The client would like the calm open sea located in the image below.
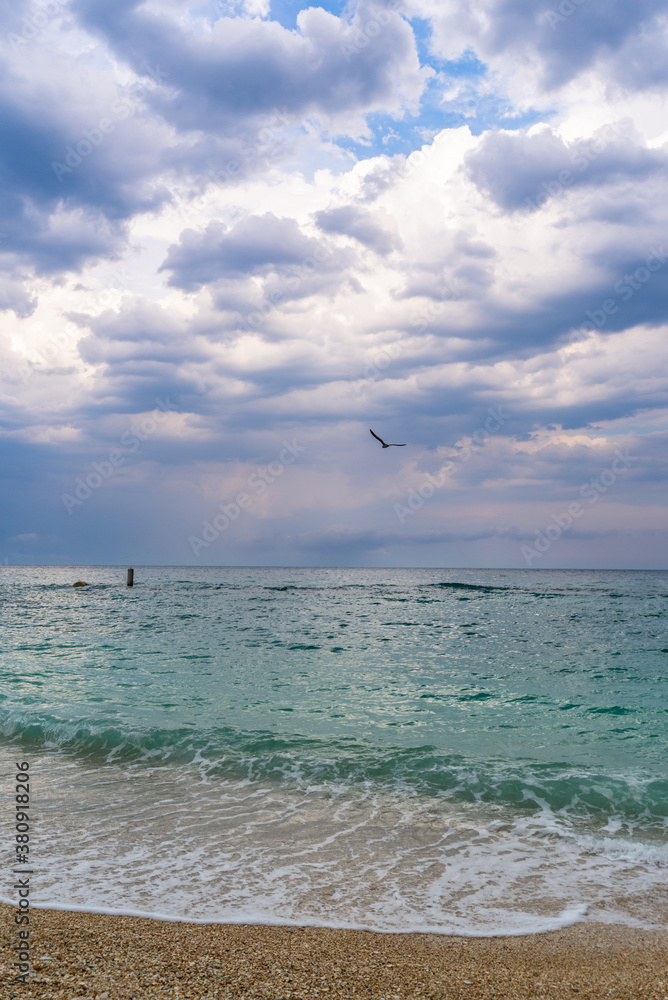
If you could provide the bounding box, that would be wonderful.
[1,566,667,934]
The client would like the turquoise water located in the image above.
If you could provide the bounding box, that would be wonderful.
[1,566,667,933]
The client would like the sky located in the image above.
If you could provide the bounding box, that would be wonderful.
[1,0,668,568]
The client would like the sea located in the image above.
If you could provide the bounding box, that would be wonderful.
[1,566,667,935]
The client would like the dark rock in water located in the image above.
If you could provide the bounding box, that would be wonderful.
[73,580,89,587]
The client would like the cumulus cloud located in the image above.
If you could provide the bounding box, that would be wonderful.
[411,0,668,94]
[315,204,402,254]
[465,121,668,212]
[0,272,36,317]
[72,0,429,133]
[160,214,336,290]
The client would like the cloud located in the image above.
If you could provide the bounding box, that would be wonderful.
[0,28,178,313]
[286,523,499,555]
[160,214,335,290]
[71,0,430,133]
[413,0,668,94]
[0,272,36,317]
[466,121,668,211]
[315,204,401,253]
[74,297,217,417]
[2,1,668,567]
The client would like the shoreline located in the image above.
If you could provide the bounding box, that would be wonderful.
[0,895,593,935]
[2,904,667,999]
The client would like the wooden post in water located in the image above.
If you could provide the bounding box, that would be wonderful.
[127,567,134,587]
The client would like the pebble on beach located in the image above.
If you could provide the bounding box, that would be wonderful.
[2,905,667,1000]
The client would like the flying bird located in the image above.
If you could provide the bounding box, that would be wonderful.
[369,429,406,448]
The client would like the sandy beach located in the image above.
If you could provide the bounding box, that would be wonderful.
[2,904,667,999]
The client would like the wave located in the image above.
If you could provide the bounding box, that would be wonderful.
[2,710,666,838]
[0,894,590,937]
[423,582,512,593]
[262,584,373,592]
[420,581,655,599]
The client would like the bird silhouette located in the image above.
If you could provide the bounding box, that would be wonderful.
[370,429,406,448]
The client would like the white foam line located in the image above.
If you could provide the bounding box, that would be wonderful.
[0,896,589,937]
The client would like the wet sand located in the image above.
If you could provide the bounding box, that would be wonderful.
[2,904,667,999]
